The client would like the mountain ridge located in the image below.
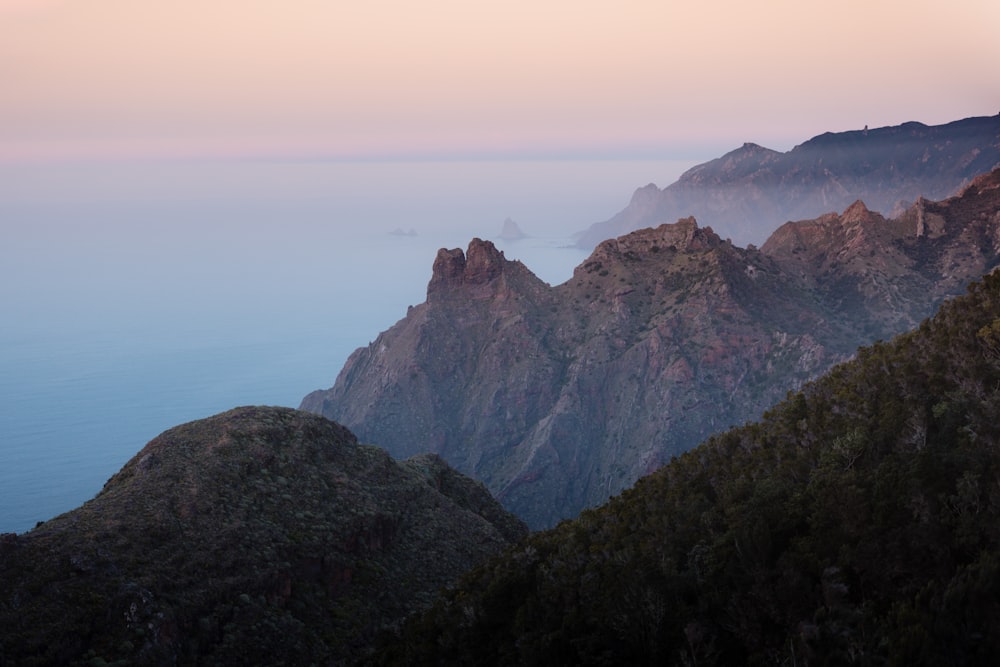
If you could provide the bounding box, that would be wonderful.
[576,114,1000,248]
[302,168,1000,529]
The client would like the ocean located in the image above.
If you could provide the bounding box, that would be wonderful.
[0,157,697,534]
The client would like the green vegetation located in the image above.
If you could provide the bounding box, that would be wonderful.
[374,272,1000,665]
[0,408,525,666]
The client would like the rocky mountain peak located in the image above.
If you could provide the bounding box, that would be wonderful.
[841,199,875,225]
[466,238,507,282]
[737,141,770,155]
[965,167,1000,196]
[428,238,509,297]
[680,142,783,186]
[588,217,723,265]
[708,141,778,167]
[629,182,662,204]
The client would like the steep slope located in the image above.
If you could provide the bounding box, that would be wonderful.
[0,407,526,666]
[302,228,855,529]
[577,114,1000,248]
[762,169,1000,338]
[376,269,1000,666]
[302,170,1000,529]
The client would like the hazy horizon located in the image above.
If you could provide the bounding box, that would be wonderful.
[3,0,997,165]
[2,0,999,533]
[0,155,694,534]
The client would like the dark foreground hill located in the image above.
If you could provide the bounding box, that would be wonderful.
[373,269,1000,666]
[0,407,526,666]
[576,114,1000,248]
[303,169,1000,529]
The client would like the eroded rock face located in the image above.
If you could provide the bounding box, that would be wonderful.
[0,407,526,665]
[762,169,1000,336]
[427,238,527,301]
[302,171,1000,530]
[429,246,467,290]
[301,232,846,528]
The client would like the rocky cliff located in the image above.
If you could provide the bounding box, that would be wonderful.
[577,115,1000,248]
[762,169,1000,337]
[302,170,1000,530]
[0,407,526,666]
[375,263,1000,666]
[302,230,846,529]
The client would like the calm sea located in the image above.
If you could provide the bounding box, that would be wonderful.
[0,158,697,533]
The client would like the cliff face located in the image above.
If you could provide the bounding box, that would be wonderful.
[375,263,1000,667]
[0,407,526,666]
[303,229,849,529]
[302,170,1000,530]
[762,170,1000,336]
[577,115,1000,248]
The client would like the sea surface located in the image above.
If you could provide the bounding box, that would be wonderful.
[0,157,698,533]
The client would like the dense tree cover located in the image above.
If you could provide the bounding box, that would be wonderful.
[373,272,1000,665]
[0,408,526,666]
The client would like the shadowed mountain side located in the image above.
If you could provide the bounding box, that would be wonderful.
[302,170,1000,529]
[374,259,1000,667]
[577,115,1000,248]
[0,407,526,666]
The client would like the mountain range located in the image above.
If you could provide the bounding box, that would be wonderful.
[4,115,1000,665]
[302,168,1000,529]
[576,114,1000,248]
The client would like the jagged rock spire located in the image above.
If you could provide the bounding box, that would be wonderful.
[428,238,507,296]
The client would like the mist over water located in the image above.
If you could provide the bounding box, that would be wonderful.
[0,157,697,533]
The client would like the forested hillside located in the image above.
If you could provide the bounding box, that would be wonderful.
[0,408,526,666]
[375,271,1000,665]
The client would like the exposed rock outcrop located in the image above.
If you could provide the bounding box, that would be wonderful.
[762,170,1000,335]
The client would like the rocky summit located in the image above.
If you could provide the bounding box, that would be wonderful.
[0,407,526,666]
[576,115,1000,248]
[762,170,1000,338]
[302,169,1000,530]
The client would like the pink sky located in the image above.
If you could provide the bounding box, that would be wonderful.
[2,0,999,163]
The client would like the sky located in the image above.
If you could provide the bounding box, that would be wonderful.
[1,0,999,535]
[2,0,999,164]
